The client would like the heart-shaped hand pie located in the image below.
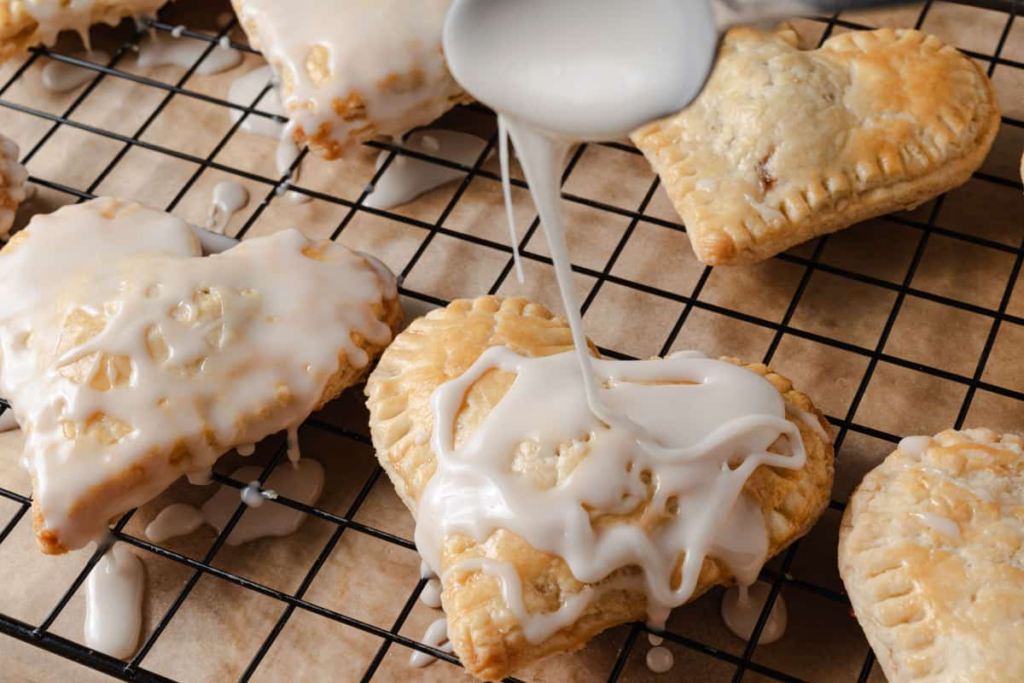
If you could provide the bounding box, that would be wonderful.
[632,27,1000,266]
[0,198,401,554]
[365,296,834,681]
[0,0,169,63]
[840,429,1024,683]
[232,0,468,159]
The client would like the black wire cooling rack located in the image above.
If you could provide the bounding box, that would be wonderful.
[0,0,1021,681]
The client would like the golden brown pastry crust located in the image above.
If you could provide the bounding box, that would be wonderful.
[839,429,1024,683]
[632,27,1000,266]
[365,296,834,681]
[0,0,168,63]
[231,0,470,160]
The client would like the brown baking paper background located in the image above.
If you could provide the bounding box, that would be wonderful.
[0,1,1022,681]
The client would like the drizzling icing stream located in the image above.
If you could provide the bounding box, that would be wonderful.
[411,0,817,642]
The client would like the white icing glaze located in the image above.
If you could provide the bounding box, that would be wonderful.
[0,135,28,238]
[234,0,462,155]
[899,435,933,457]
[0,410,18,432]
[84,543,144,659]
[200,459,323,545]
[144,503,204,543]
[420,578,442,609]
[648,633,664,646]
[420,560,435,580]
[497,118,525,283]
[424,0,815,645]
[236,443,256,456]
[205,181,249,234]
[240,480,266,508]
[286,426,301,464]
[913,511,962,541]
[227,66,287,139]
[365,130,486,210]
[443,0,718,140]
[137,32,242,75]
[0,198,395,550]
[41,51,108,93]
[420,348,806,642]
[409,617,452,668]
[721,582,788,645]
[646,646,674,674]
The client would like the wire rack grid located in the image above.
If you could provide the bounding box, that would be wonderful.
[0,0,1021,681]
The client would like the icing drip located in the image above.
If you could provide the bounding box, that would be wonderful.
[41,51,108,93]
[497,118,525,283]
[0,199,394,550]
[137,32,242,75]
[414,0,815,645]
[233,0,463,156]
[647,633,663,646]
[236,443,256,456]
[240,480,266,508]
[228,66,287,139]
[913,512,962,541]
[409,617,452,668]
[420,348,806,642]
[0,410,18,432]
[200,460,323,545]
[365,130,487,210]
[420,578,443,609]
[23,0,98,48]
[720,582,788,644]
[187,468,213,486]
[145,503,204,543]
[286,426,301,464]
[646,646,674,674]
[0,135,29,238]
[84,544,144,659]
[206,181,249,234]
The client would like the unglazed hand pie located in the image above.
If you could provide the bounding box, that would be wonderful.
[0,0,169,63]
[0,133,27,236]
[0,197,401,554]
[231,0,469,160]
[632,27,1000,266]
[365,296,834,681]
[839,429,1024,683]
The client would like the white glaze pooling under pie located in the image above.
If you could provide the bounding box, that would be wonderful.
[231,0,469,160]
[632,27,1000,266]
[0,0,169,63]
[839,429,1024,683]
[365,296,834,681]
[0,197,401,554]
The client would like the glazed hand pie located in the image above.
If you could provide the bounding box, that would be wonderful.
[0,133,27,236]
[365,296,834,681]
[632,27,1000,266]
[0,0,169,63]
[0,197,401,554]
[839,429,1024,683]
[231,0,469,160]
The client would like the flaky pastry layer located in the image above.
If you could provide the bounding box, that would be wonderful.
[365,296,834,681]
[632,27,1000,266]
[839,429,1024,683]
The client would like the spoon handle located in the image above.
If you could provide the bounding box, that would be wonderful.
[713,0,918,28]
